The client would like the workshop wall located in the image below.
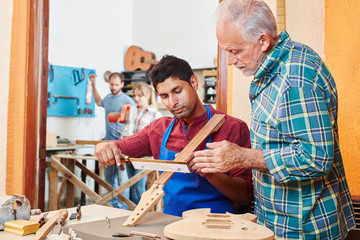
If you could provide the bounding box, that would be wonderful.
[47,0,133,141]
[324,0,360,196]
[132,0,218,69]
[47,0,219,142]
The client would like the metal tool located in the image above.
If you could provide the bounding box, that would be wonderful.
[38,212,48,228]
[53,95,80,105]
[105,217,110,228]
[125,156,191,173]
[69,204,81,220]
[50,216,66,235]
[112,230,161,239]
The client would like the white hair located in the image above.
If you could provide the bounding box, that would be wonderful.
[214,0,277,43]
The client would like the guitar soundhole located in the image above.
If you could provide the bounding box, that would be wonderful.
[140,56,145,63]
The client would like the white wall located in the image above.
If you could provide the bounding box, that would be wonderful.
[47,0,218,141]
[133,0,219,69]
[47,0,133,140]
[0,0,13,195]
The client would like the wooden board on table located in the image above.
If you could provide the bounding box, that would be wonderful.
[164,208,274,240]
[63,211,180,240]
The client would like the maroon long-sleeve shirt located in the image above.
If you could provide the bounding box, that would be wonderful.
[115,105,253,204]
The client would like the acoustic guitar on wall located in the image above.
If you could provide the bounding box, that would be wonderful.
[124,45,158,71]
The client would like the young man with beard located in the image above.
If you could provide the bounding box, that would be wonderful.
[90,72,135,209]
[94,55,253,217]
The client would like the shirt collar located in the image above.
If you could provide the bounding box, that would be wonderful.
[250,31,292,100]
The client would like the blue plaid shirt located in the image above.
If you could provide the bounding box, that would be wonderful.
[250,31,355,239]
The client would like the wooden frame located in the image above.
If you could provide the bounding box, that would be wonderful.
[24,0,49,208]
[48,154,153,211]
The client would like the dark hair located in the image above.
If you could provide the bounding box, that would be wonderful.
[149,55,194,91]
[109,72,124,82]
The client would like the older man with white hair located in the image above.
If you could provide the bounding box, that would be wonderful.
[187,0,355,239]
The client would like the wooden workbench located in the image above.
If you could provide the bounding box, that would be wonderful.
[0,204,132,240]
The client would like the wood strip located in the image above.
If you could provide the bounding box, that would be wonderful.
[38,0,49,211]
[95,170,152,205]
[57,177,67,205]
[61,158,75,208]
[217,47,228,113]
[33,209,68,240]
[75,140,111,145]
[123,114,226,226]
[48,164,59,211]
[75,161,113,191]
[25,0,41,208]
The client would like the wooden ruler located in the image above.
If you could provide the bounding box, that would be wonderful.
[123,114,226,226]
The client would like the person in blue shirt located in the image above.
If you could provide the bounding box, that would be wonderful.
[90,72,135,209]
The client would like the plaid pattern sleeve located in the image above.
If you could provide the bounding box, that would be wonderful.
[250,31,355,239]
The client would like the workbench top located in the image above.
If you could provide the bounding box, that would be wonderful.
[0,204,131,240]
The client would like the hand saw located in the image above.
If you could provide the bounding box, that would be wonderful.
[123,114,226,226]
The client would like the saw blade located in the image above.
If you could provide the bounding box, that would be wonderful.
[129,158,190,173]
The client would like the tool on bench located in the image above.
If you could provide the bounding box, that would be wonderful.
[123,156,191,173]
[122,114,226,227]
[38,212,48,228]
[50,214,66,236]
[34,209,68,240]
[69,204,81,220]
[112,230,161,239]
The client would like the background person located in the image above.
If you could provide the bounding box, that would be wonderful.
[126,82,162,204]
[90,72,135,209]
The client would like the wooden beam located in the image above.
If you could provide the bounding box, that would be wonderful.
[38,0,50,211]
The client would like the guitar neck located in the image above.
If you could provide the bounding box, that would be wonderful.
[142,57,158,65]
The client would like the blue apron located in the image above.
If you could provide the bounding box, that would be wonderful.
[159,105,234,216]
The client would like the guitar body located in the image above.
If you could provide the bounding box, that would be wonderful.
[164,208,274,240]
[124,45,157,71]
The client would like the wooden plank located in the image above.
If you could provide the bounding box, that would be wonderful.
[48,164,59,211]
[61,158,75,208]
[95,170,152,206]
[123,114,226,226]
[57,177,67,205]
[38,0,49,212]
[75,160,113,191]
[33,209,68,240]
[50,156,111,207]
[202,69,217,77]
[75,140,111,145]
[217,47,228,113]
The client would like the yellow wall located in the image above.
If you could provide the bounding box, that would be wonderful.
[324,0,360,196]
[6,0,29,195]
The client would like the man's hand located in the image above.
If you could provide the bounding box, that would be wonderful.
[186,140,244,174]
[95,141,122,166]
[89,73,96,87]
[186,140,267,173]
